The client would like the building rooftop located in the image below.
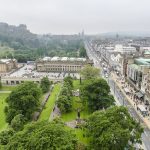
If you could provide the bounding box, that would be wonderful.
[43,57,51,61]
[135,58,150,65]
[40,56,87,62]
[144,51,150,55]
[0,59,11,64]
[129,64,140,70]
[51,56,60,61]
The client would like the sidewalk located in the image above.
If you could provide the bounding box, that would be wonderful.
[110,88,121,106]
[111,72,150,129]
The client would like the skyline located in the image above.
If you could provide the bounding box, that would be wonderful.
[0,0,150,34]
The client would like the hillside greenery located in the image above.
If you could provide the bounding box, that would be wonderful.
[0,22,85,62]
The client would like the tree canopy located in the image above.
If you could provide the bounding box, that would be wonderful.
[40,76,51,93]
[4,121,78,150]
[79,46,87,57]
[0,80,2,89]
[10,114,25,131]
[80,65,100,80]
[64,76,73,88]
[80,78,115,111]
[57,76,73,113]
[0,129,14,146]
[5,82,42,123]
[86,106,143,150]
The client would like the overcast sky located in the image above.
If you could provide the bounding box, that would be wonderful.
[0,0,150,34]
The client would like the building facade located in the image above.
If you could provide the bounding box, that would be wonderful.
[36,57,93,72]
[0,59,18,73]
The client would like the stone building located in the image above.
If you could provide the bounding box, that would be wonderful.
[126,58,150,102]
[0,59,18,73]
[127,58,150,90]
[36,57,93,72]
[145,71,150,105]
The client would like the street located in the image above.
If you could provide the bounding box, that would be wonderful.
[84,40,150,150]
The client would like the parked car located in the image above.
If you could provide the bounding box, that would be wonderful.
[105,73,108,78]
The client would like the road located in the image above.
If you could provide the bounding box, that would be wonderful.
[84,40,150,150]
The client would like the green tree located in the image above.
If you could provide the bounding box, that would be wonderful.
[10,114,25,131]
[86,106,143,150]
[0,80,2,89]
[0,129,14,145]
[57,95,72,113]
[80,65,100,80]
[79,46,87,57]
[57,77,73,113]
[5,82,42,123]
[5,121,78,150]
[80,78,115,111]
[64,76,73,87]
[40,76,51,93]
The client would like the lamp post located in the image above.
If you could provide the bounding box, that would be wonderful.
[114,80,115,95]
[123,98,125,106]
[80,76,82,84]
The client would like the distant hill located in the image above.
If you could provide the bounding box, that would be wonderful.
[0,22,82,62]
[0,22,41,49]
[99,31,150,38]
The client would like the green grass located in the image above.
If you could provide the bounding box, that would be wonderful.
[73,80,81,89]
[74,129,90,144]
[58,80,91,145]
[65,126,89,145]
[61,80,90,122]
[0,93,9,131]
[39,84,61,121]
[0,86,17,91]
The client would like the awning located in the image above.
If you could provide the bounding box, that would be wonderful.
[145,100,149,105]
[135,92,144,98]
[137,105,147,112]
[124,88,130,93]
[126,78,139,91]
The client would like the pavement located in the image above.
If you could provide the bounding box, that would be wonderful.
[49,105,61,121]
[84,40,150,150]
[108,74,150,150]
[111,72,150,129]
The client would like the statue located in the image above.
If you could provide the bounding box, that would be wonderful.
[77,108,80,119]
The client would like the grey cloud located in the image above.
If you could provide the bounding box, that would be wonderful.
[0,0,150,34]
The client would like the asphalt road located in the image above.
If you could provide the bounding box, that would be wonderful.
[84,40,150,150]
[108,78,150,150]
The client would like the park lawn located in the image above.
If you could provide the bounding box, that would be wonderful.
[73,80,81,89]
[65,126,90,145]
[61,96,80,121]
[0,86,16,91]
[39,83,61,121]
[61,96,89,121]
[74,128,90,145]
[61,80,91,145]
[0,93,9,131]
[61,80,90,122]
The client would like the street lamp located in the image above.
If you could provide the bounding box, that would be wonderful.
[114,80,115,95]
